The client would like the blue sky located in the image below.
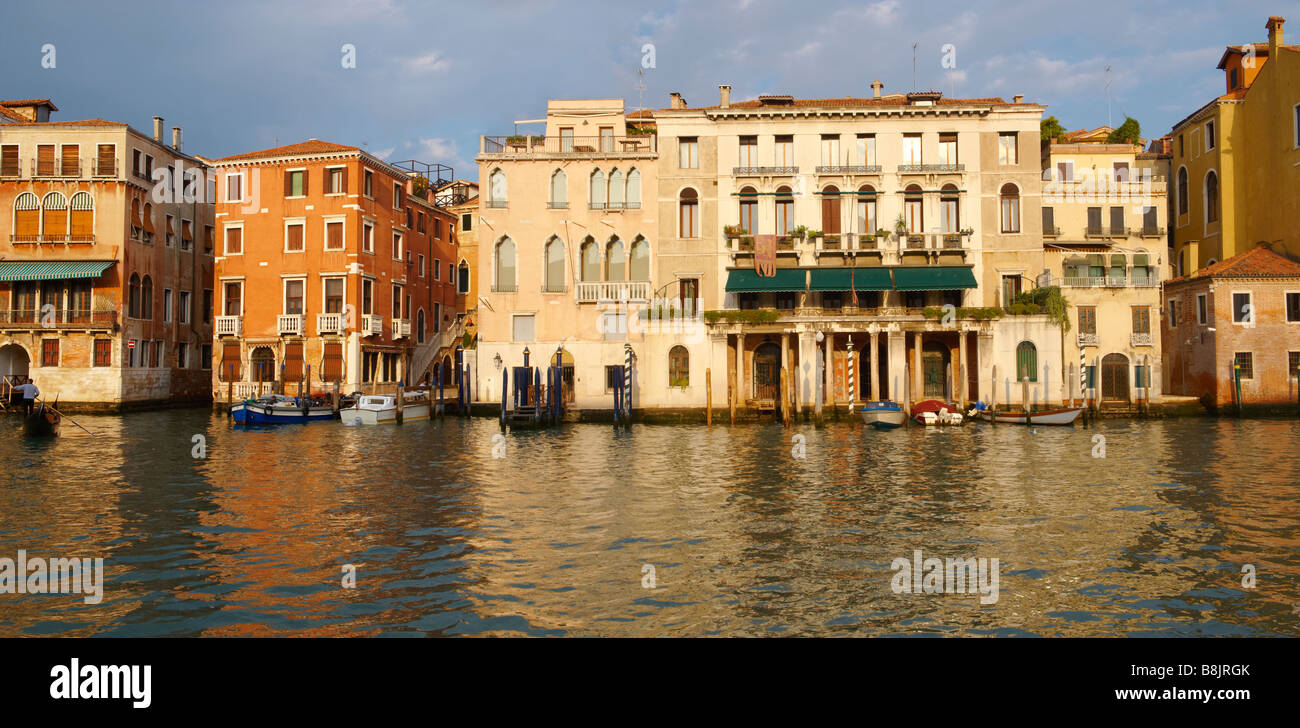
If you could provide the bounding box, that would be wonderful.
[3,0,1296,181]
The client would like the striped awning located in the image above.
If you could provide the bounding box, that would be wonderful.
[725,268,806,292]
[0,260,114,282]
[809,267,893,291]
[891,266,978,290]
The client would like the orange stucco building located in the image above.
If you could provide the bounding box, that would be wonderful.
[209,141,460,397]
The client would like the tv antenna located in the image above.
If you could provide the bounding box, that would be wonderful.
[912,43,918,91]
[1105,65,1113,128]
[634,67,646,114]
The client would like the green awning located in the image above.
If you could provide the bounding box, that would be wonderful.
[890,266,977,291]
[809,267,892,291]
[0,260,114,282]
[725,268,806,292]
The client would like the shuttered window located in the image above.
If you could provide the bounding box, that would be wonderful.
[93,339,112,367]
[225,227,242,255]
[286,222,304,252]
[326,220,343,250]
[143,203,155,234]
[42,192,67,239]
[96,144,115,176]
[69,192,93,240]
[42,339,60,367]
[1,145,18,176]
[37,144,55,175]
[283,342,304,380]
[61,144,78,176]
[220,343,241,381]
[1078,306,1096,334]
[181,220,193,250]
[14,192,39,240]
[321,342,343,382]
[1016,341,1037,383]
[285,170,306,197]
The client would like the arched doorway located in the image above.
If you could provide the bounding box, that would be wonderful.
[921,341,950,399]
[753,342,781,401]
[1,345,31,402]
[1101,353,1130,403]
[249,346,275,383]
[552,348,575,404]
[440,356,452,387]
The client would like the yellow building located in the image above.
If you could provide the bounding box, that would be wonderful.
[1170,15,1300,273]
[1041,135,1170,404]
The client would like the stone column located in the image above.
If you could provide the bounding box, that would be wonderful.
[868,330,880,401]
[735,330,746,406]
[958,330,969,406]
[887,329,905,403]
[799,330,816,417]
[813,332,823,418]
[912,331,923,405]
[824,334,835,410]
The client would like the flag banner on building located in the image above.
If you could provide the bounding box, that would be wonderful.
[754,234,777,277]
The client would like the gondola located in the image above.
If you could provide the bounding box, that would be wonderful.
[23,401,61,437]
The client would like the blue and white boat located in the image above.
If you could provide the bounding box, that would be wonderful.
[860,400,906,429]
[230,394,336,425]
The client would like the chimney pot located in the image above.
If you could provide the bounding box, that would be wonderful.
[171,126,182,152]
[1013,94,1024,103]
[870,79,884,98]
[1268,16,1285,53]
[152,116,163,142]
[669,92,685,110]
[719,84,731,109]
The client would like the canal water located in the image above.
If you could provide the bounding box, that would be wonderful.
[0,410,1297,637]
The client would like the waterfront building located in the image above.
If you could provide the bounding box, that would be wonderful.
[1161,245,1300,407]
[208,141,460,398]
[1040,130,1171,405]
[1169,16,1300,273]
[0,100,215,409]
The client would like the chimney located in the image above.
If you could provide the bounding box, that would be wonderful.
[152,116,163,142]
[719,84,731,108]
[669,92,685,110]
[171,126,182,152]
[1268,16,1285,55]
[1013,94,1024,103]
[870,79,884,98]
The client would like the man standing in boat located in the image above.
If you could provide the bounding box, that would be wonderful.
[18,377,38,416]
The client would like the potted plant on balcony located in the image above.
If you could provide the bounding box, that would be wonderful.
[894,214,908,238]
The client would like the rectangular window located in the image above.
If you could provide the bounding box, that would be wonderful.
[177,342,189,369]
[180,219,193,251]
[286,221,305,252]
[95,144,115,176]
[1167,299,1178,327]
[774,135,794,166]
[1232,292,1252,324]
[42,339,59,367]
[419,254,427,278]
[1290,351,1300,378]
[203,289,212,323]
[417,211,426,233]
[392,232,402,259]
[1,144,19,176]
[225,173,243,202]
[285,170,305,197]
[937,133,957,166]
[37,144,55,175]
[739,136,757,167]
[1042,206,1055,233]
[512,314,535,342]
[1001,275,1022,305]
[362,222,374,253]
[821,135,841,166]
[605,365,623,392]
[433,257,440,280]
[902,134,922,165]
[461,213,472,231]
[393,182,403,209]
[364,169,373,197]
[679,137,698,168]
[1113,162,1129,182]
[204,225,214,255]
[1206,121,1216,151]
[325,220,343,250]
[1132,306,1151,334]
[326,167,345,194]
[1109,206,1124,234]
[434,302,441,333]
[224,281,242,316]
[361,278,373,315]
[1078,306,1097,334]
[998,132,1018,165]
[93,339,111,367]
[560,127,574,152]
[599,126,614,153]
[60,144,78,176]
[201,344,212,370]
[224,226,242,255]
[1234,351,1253,379]
[1057,161,1074,182]
[179,291,191,324]
[1286,292,1300,322]
[324,278,344,313]
[858,134,876,166]
[163,288,173,322]
[1197,293,1208,325]
[392,284,403,318]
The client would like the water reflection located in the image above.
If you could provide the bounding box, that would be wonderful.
[0,411,1297,636]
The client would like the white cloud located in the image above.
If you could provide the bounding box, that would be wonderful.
[405,51,451,74]
[417,137,459,161]
[836,0,900,25]
[789,40,821,58]
[373,147,395,160]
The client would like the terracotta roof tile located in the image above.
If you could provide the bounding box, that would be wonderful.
[215,139,360,163]
[0,98,59,111]
[671,94,1034,111]
[0,118,126,127]
[1169,246,1300,283]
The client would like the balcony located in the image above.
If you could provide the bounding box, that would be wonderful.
[215,315,242,337]
[1131,226,1166,238]
[733,166,799,176]
[1085,226,1129,239]
[576,280,651,303]
[32,158,82,178]
[814,165,883,174]
[1131,332,1154,347]
[898,164,965,173]
[481,135,657,157]
[277,314,304,336]
[93,159,118,177]
[317,312,345,335]
[361,314,383,337]
[9,234,96,245]
[1043,226,1062,237]
[0,309,116,331]
[1077,332,1099,347]
[1059,272,1160,288]
[392,318,411,339]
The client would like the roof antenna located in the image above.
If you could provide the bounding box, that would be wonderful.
[912,43,919,91]
[634,67,647,115]
[1105,65,1113,128]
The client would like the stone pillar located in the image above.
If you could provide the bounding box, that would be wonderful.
[912,331,923,405]
[869,330,879,402]
[813,332,823,418]
[798,330,816,417]
[887,329,905,404]
[958,330,969,406]
[824,334,835,410]
[735,330,746,406]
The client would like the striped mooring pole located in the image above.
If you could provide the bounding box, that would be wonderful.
[623,344,633,423]
[847,335,855,414]
[1080,349,1087,407]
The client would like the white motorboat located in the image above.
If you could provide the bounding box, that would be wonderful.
[978,406,1084,426]
[860,400,906,429]
[342,391,431,425]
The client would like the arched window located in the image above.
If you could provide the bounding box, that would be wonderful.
[580,237,600,281]
[1177,167,1188,215]
[13,192,39,242]
[940,184,960,234]
[856,185,876,237]
[904,184,923,233]
[606,237,626,281]
[626,169,641,209]
[69,192,93,242]
[739,186,757,233]
[141,275,153,319]
[417,308,426,343]
[1015,341,1037,383]
[128,273,141,319]
[679,188,698,238]
[488,169,507,206]
[669,345,689,387]
[999,183,1020,233]
[1109,253,1127,284]
[457,260,470,294]
[821,185,841,240]
[589,169,606,209]
[250,346,275,383]
[494,237,516,291]
[1205,171,1218,223]
[608,169,625,209]
[545,237,566,292]
[42,191,67,241]
[629,237,649,281]
[549,169,567,207]
[775,186,793,235]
